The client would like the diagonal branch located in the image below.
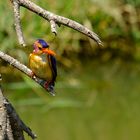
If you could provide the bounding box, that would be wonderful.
[4,98,37,139]
[0,51,55,96]
[10,0,102,46]
[0,86,37,139]
[0,86,7,140]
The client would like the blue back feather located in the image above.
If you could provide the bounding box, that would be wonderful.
[50,55,57,82]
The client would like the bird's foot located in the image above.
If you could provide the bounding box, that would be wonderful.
[44,81,55,96]
[44,81,50,89]
[30,71,35,78]
[30,71,38,81]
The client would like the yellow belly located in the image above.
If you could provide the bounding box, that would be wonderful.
[29,54,53,81]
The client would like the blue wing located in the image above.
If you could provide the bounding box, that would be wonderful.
[50,55,57,82]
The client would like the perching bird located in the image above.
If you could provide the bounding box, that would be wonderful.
[29,39,57,95]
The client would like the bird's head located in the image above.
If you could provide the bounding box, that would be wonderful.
[33,39,56,55]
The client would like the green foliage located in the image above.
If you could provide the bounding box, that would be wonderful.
[0,0,140,64]
[0,1,140,139]
[6,60,140,140]
[0,1,140,87]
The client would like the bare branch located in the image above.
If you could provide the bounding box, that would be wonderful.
[11,0,102,46]
[0,87,7,140]
[4,98,37,139]
[5,113,15,140]
[11,0,26,46]
[0,51,55,96]
[0,85,36,139]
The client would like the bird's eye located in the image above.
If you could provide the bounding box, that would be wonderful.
[38,47,42,50]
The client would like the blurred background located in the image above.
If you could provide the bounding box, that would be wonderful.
[0,0,140,139]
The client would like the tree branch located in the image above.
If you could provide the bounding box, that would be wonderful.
[0,51,55,96]
[4,98,37,139]
[0,86,7,140]
[10,0,102,46]
[0,83,36,139]
[11,0,26,46]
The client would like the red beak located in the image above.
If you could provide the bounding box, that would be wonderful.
[42,48,56,56]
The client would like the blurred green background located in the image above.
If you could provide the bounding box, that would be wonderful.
[0,0,140,140]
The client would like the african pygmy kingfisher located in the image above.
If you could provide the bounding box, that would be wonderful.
[29,39,57,95]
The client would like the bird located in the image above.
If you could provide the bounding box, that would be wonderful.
[29,39,57,95]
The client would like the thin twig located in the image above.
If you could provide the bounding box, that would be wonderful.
[0,51,55,96]
[10,0,102,46]
[12,0,26,46]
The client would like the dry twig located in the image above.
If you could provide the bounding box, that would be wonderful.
[11,0,26,46]
[10,0,102,46]
[0,86,36,139]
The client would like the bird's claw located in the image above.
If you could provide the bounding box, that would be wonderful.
[30,71,35,78]
[44,81,55,96]
[40,80,55,96]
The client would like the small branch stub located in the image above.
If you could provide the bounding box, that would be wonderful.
[50,20,57,35]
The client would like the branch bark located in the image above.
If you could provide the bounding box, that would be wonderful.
[0,85,7,140]
[0,79,36,139]
[12,0,26,46]
[10,0,102,46]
